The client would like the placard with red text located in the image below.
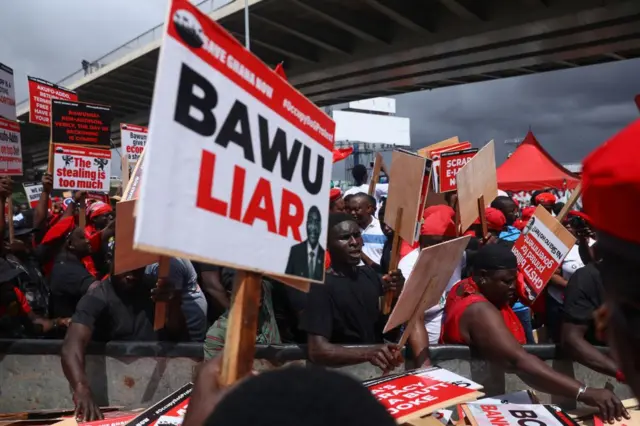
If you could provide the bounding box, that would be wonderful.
[365,368,483,423]
[23,182,44,208]
[126,383,191,426]
[0,63,16,120]
[429,141,471,192]
[134,0,335,283]
[27,76,77,127]
[51,99,112,147]
[512,206,575,302]
[53,144,111,192]
[120,123,148,165]
[0,117,22,175]
[439,148,477,192]
[462,404,578,426]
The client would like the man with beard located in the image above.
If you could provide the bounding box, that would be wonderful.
[61,263,187,421]
[581,119,640,401]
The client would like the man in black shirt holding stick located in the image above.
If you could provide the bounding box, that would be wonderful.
[301,213,404,371]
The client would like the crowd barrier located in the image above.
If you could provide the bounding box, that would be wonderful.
[0,339,631,412]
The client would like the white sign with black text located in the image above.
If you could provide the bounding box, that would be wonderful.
[0,63,16,121]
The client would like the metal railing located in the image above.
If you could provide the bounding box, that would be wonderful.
[17,0,226,112]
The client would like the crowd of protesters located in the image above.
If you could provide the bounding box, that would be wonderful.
[0,124,637,423]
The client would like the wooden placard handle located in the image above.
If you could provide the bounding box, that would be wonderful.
[120,154,130,197]
[47,143,54,174]
[382,207,403,314]
[220,270,263,386]
[78,198,86,229]
[7,196,14,244]
[477,196,487,240]
[153,257,171,331]
[368,153,384,196]
[556,182,582,223]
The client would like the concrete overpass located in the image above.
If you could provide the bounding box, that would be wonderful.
[16,0,640,168]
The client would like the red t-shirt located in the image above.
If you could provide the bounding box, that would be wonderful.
[440,277,526,345]
[0,287,32,317]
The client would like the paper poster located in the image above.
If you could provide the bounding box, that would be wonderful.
[463,404,578,426]
[365,368,483,424]
[23,182,44,208]
[27,76,78,126]
[439,148,477,192]
[512,206,576,301]
[134,0,335,283]
[120,123,148,165]
[51,99,112,147]
[52,144,111,192]
[125,383,192,426]
[0,117,22,175]
[429,142,471,192]
[0,62,16,120]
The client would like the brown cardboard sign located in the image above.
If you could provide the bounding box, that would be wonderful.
[114,200,160,274]
[456,141,498,233]
[417,136,460,158]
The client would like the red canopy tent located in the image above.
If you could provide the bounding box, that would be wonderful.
[497,130,580,191]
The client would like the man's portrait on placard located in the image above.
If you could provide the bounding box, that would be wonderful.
[285,206,324,281]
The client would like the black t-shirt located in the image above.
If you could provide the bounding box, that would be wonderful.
[300,266,384,344]
[562,262,604,345]
[49,253,95,318]
[72,278,159,342]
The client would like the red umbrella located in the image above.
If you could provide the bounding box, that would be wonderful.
[333,147,353,163]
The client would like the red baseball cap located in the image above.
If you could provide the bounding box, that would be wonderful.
[329,188,342,202]
[421,205,456,237]
[583,119,640,252]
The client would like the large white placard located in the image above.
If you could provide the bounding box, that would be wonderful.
[120,123,148,165]
[0,63,16,121]
[53,144,111,192]
[464,404,578,426]
[134,0,335,283]
[0,117,22,175]
[23,183,43,209]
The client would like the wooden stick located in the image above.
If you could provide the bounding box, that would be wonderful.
[47,143,54,174]
[556,182,582,222]
[78,199,86,228]
[220,270,262,386]
[454,196,461,237]
[477,196,487,239]
[153,257,171,331]
[368,153,383,196]
[120,154,130,197]
[382,207,403,314]
[7,196,14,243]
[397,278,435,348]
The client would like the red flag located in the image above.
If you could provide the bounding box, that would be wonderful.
[635,95,640,113]
[332,147,353,163]
[274,62,287,80]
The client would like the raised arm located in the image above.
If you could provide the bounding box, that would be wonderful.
[34,173,53,231]
[561,322,618,377]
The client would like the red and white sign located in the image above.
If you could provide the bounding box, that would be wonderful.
[512,206,575,302]
[52,144,111,192]
[27,76,78,127]
[364,368,483,423]
[0,117,22,175]
[23,182,44,208]
[463,404,578,426]
[429,142,472,192]
[0,63,16,120]
[439,148,477,192]
[134,0,335,283]
[126,383,191,426]
[120,123,148,164]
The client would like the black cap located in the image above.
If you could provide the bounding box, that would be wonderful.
[473,243,517,271]
[0,258,21,284]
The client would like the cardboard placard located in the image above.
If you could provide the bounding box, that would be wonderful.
[125,383,192,426]
[512,206,576,302]
[0,117,22,175]
[0,63,16,121]
[439,148,478,193]
[385,150,429,245]
[456,141,498,232]
[23,182,43,208]
[384,236,470,333]
[52,144,111,192]
[463,404,579,426]
[120,123,148,165]
[114,200,160,274]
[51,100,112,148]
[134,0,335,284]
[123,148,145,202]
[365,368,483,424]
[417,136,460,158]
[27,76,77,127]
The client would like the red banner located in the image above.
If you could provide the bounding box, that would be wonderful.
[27,76,77,127]
[439,148,477,192]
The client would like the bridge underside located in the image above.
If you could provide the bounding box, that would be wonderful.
[17,0,640,168]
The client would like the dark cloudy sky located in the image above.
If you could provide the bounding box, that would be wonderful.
[2,0,639,175]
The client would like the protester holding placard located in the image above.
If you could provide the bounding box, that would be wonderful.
[301,213,404,370]
[440,244,626,422]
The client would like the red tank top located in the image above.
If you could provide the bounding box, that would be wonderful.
[440,277,526,345]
